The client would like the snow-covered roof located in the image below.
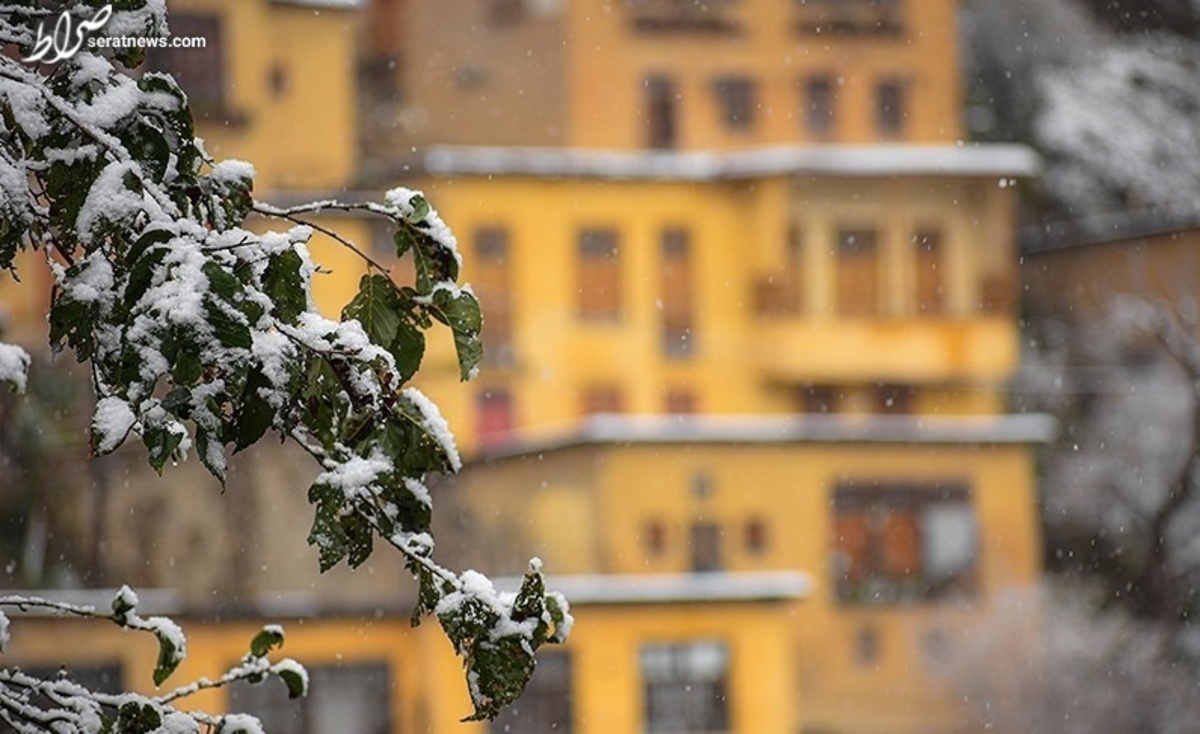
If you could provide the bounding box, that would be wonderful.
[476,413,1058,462]
[424,143,1041,181]
[493,571,812,605]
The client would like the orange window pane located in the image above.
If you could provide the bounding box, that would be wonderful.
[836,228,879,317]
[578,229,620,320]
[914,229,944,316]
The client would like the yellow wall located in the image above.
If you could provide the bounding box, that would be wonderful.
[414,172,1018,452]
[170,0,359,191]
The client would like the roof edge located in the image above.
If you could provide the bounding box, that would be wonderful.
[473,413,1059,463]
[424,143,1042,181]
[493,571,812,605]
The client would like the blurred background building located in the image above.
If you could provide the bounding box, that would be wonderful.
[0,1,1079,733]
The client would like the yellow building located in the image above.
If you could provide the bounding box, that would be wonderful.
[389,1,1048,732]
[0,1,1052,734]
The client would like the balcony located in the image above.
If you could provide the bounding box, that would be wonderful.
[752,317,1018,384]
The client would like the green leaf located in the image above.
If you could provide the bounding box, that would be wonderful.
[144,422,185,475]
[342,274,401,348]
[234,368,275,452]
[344,513,374,569]
[406,194,431,223]
[428,287,482,381]
[202,260,244,302]
[152,631,181,686]
[249,626,285,658]
[276,665,307,699]
[195,428,226,484]
[393,227,416,259]
[393,318,425,383]
[204,299,252,350]
[460,635,536,722]
[307,481,349,572]
[116,702,162,734]
[263,249,307,323]
[124,244,170,312]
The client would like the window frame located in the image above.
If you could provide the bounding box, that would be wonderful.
[640,641,731,734]
[831,482,978,605]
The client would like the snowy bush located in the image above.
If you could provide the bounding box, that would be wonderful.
[0,1,569,728]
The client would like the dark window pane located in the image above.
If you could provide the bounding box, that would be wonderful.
[805,75,835,136]
[713,76,756,129]
[876,78,906,136]
[690,522,722,572]
[645,76,678,149]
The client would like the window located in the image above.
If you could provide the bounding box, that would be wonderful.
[478,389,514,446]
[488,0,525,26]
[713,77,756,130]
[665,389,697,414]
[645,76,678,149]
[744,518,768,554]
[474,228,515,364]
[913,228,944,315]
[582,385,624,415]
[802,385,838,414]
[147,14,225,114]
[640,641,730,733]
[794,0,904,37]
[832,484,978,604]
[643,519,668,556]
[756,223,804,316]
[804,75,836,136]
[661,228,695,356]
[836,228,879,316]
[690,521,722,572]
[229,663,391,734]
[876,383,915,414]
[578,229,621,320]
[876,78,907,137]
[490,650,573,734]
[628,0,739,33]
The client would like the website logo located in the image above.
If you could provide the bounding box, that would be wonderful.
[22,4,113,64]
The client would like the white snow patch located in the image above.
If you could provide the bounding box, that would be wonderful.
[93,397,137,454]
[0,344,31,393]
